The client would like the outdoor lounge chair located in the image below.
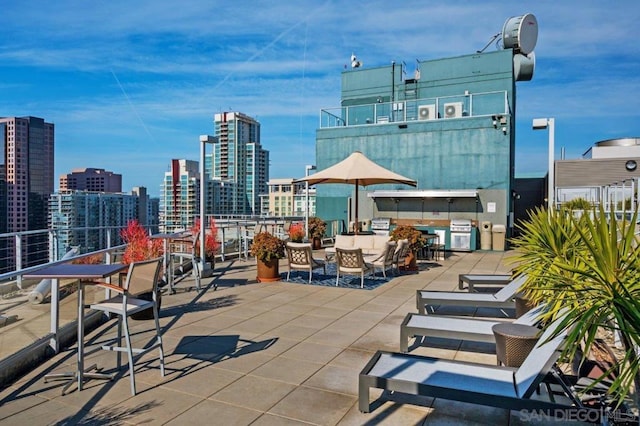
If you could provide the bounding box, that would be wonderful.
[400,303,546,353]
[416,274,527,315]
[359,315,601,422]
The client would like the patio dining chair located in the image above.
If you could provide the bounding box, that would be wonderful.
[335,247,372,288]
[391,239,410,274]
[364,240,397,277]
[169,233,201,293]
[89,257,165,396]
[285,242,326,283]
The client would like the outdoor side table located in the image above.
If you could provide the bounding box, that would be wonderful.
[492,323,539,367]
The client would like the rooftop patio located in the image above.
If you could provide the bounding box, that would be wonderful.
[0,249,588,425]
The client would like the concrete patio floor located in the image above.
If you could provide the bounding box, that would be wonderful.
[0,250,584,425]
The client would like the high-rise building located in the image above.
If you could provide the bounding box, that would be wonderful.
[159,159,200,232]
[266,178,315,217]
[211,112,269,216]
[49,191,139,257]
[59,168,122,193]
[0,116,54,268]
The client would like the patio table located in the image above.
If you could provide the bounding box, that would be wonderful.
[24,263,128,393]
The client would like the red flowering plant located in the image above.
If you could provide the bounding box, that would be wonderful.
[288,223,305,242]
[190,217,220,261]
[120,219,164,264]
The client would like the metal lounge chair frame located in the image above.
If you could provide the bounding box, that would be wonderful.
[359,315,601,422]
[416,274,527,315]
[400,303,546,353]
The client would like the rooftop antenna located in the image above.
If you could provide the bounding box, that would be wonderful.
[477,32,501,53]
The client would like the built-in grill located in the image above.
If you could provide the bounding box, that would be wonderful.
[371,217,391,236]
[449,218,472,251]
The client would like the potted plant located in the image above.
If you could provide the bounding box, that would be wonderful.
[288,222,305,243]
[389,224,426,270]
[120,220,164,319]
[509,205,640,410]
[250,232,286,282]
[308,216,326,250]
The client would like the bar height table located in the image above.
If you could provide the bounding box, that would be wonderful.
[25,263,128,393]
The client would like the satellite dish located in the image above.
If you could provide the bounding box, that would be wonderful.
[351,53,362,68]
[502,13,538,55]
[513,52,535,81]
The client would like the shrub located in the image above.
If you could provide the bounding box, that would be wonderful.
[250,232,286,262]
[389,224,426,253]
[288,223,305,242]
[120,220,163,264]
[308,216,326,239]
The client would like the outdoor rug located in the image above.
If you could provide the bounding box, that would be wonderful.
[280,262,392,290]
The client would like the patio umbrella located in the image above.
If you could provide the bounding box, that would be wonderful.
[294,151,417,234]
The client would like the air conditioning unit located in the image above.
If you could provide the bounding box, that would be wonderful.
[444,102,463,118]
[418,105,436,120]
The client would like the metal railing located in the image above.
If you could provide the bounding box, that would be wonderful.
[319,91,509,129]
[0,215,345,386]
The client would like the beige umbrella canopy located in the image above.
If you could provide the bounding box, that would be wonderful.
[295,151,417,233]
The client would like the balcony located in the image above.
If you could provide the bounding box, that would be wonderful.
[319,91,508,129]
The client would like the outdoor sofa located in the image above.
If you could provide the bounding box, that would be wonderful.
[325,234,391,258]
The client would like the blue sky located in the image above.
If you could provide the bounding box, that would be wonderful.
[1,1,639,197]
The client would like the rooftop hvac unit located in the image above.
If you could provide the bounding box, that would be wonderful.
[444,102,463,118]
[418,105,436,120]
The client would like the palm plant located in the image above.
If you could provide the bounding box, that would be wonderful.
[509,205,640,409]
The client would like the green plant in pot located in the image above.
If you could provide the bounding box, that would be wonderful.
[250,232,286,282]
[389,224,426,270]
[308,216,326,249]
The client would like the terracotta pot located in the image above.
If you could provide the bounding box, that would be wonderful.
[312,237,322,250]
[403,251,418,271]
[256,258,281,282]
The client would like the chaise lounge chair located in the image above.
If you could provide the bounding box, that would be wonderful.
[400,303,546,353]
[416,274,527,315]
[359,315,601,422]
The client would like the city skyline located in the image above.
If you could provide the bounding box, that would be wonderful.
[1,1,639,196]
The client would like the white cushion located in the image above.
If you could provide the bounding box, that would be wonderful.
[335,235,355,248]
[373,235,390,250]
[355,235,375,250]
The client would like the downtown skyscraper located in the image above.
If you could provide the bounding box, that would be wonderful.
[0,116,54,269]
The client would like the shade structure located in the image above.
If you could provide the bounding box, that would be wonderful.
[295,151,417,233]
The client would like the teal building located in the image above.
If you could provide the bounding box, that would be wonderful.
[315,47,534,250]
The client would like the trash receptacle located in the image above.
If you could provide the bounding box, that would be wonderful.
[480,221,492,250]
[492,224,506,251]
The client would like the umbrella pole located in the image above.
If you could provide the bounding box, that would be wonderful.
[355,180,359,235]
